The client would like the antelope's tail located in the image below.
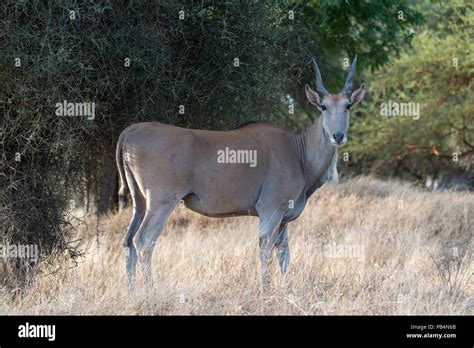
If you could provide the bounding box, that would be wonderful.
[116,129,129,209]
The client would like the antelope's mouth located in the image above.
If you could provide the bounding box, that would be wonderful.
[330,139,347,147]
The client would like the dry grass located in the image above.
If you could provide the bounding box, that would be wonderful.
[1,177,472,315]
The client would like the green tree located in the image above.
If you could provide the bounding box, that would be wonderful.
[345,0,473,181]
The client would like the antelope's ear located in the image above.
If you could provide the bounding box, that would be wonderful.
[305,84,322,108]
[350,83,365,106]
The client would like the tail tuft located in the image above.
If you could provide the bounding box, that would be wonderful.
[118,185,129,209]
[119,195,128,209]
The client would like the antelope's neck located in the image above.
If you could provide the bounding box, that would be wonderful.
[297,116,336,182]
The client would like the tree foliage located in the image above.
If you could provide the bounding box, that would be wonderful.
[345,0,473,181]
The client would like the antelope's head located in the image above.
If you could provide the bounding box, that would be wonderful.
[305,56,365,147]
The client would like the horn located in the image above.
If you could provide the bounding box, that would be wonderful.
[312,57,329,96]
[342,55,358,95]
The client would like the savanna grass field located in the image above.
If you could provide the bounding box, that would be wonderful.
[2,177,472,315]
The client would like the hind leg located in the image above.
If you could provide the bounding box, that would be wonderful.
[133,191,179,287]
[123,168,145,290]
[123,199,145,290]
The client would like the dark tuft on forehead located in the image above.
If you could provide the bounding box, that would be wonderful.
[333,93,349,101]
[323,93,349,105]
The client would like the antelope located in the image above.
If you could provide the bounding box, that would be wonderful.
[116,57,365,289]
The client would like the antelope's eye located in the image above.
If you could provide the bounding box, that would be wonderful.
[346,104,352,110]
[320,104,327,111]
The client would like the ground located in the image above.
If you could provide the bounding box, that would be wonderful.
[1,177,472,315]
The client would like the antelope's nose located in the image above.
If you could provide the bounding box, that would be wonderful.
[333,132,344,144]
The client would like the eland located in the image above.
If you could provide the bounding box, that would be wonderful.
[116,57,365,288]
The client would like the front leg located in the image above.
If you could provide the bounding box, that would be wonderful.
[258,224,281,289]
[257,205,286,289]
[275,223,290,275]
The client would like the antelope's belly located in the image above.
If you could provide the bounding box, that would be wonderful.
[183,192,258,217]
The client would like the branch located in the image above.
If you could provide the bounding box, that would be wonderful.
[396,144,474,160]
